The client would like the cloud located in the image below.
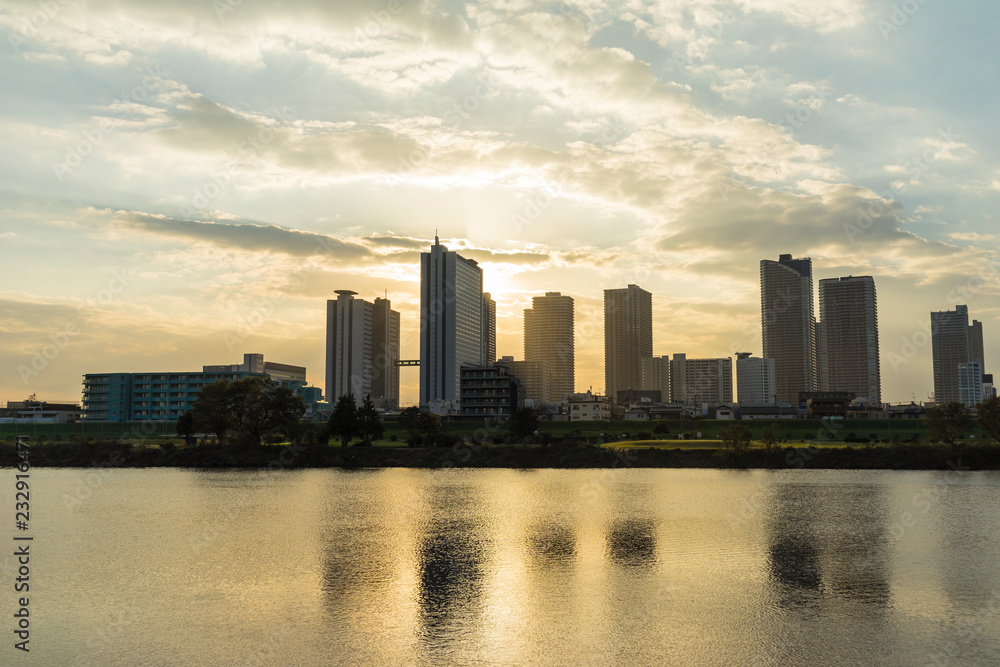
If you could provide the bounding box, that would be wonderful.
[111,211,374,259]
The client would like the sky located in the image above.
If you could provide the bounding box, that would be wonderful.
[1,0,998,407]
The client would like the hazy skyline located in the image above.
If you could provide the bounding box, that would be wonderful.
[2,0,998,406]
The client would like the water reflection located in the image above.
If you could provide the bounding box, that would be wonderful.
[418,517,485,630]
[528,522,577,564]
[766,482,893,607]
[607,519,657,567]
[823,486,892,606]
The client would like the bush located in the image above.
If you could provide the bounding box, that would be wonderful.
[653,423,670,434]
[434,433,462,448]
[637,431,652,441]
[389,434,397,442]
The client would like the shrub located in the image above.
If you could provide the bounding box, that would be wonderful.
[653,423,670,434]
[389,434,397,442]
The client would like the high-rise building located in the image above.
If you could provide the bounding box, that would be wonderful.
[959,360,984,408]
[524,291,575,404]
[735,353,776,406]
[604,284,653,403]
[932,304,986,406]
[482,292,496,365]
[818,276,881,404]
[326,290,400,408]
[761,254,817,404]
[669,354,732,404]
[373,297,401,410]
[640,355,671,403]
[499,357,550,406]
[420,235,484,409]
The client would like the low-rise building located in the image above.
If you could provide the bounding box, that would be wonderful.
[2,399,82,423]
[568,391,611,421]
[459,364,522,421]
[83,353,318,422]
[739,405,798,420]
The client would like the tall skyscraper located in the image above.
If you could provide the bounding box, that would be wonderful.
[735,353,776,406]
[604,284,652,402]
[524,291,575,404]
[818,276,881,404]
[373,296,401,410]
[482,292,496,365]
[761,254,817,404]
[931,304,985,406]
[420,235,484,408]
[640,355,671,402]
[326,290,400,408]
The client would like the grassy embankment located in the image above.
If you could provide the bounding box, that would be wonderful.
[2,418,998,470]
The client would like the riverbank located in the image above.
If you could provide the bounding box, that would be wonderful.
[3,440,999,470]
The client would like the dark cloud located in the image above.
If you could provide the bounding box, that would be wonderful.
[114,211,373,259]
[460,248,550,265]
[359,235,429,250]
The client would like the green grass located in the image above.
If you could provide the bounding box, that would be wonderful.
[0,417,956,446]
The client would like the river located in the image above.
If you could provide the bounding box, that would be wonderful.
[10,468,1000,665]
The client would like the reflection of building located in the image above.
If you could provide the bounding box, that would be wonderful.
[604,284,652,403]
[818,276,881,403]
[669,354,732,404]
[524,292,575,404]
[325,291,400,409]
[458,364,522,421]
[606,519,656,567]
[418,514,485,633]
[420,235,484,410]
[761,254,817,404]
[736,353,776,406]
[932,305,986,407]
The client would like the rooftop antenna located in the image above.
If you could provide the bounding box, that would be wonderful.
[435,228,439,245]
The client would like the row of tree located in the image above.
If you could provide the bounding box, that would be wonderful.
[924,396,1000,450]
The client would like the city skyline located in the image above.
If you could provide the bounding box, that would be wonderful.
[3,2,999,407]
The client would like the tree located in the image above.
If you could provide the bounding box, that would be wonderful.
[176,411,196,446]
[228,376,305,446]
[509,406,540,443]
[357,395,384,446]
[399,406,421,443]
[760,421,779,454]
[191,377,305,447]
[720,422,752,460]
[976,395,1000,444]
[327,394,359,447]
[924,401,972,451]
[416,411,442,444]
[191,380,236,444]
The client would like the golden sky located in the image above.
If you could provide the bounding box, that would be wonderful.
[1,0,998,406]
